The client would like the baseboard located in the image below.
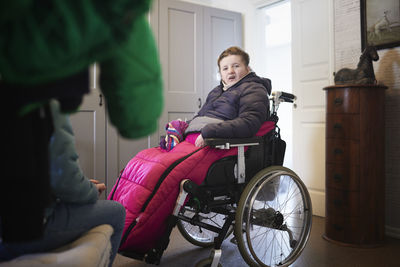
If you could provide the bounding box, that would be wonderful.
[308,189,325,217]
[385,225,400,239]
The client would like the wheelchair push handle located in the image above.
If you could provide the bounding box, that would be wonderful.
[281,91,296,101]
[270,91,297,115]
[271,91,297,103]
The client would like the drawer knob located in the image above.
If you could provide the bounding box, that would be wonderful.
[333,224,343,231]
[334,148,343,155]
[334,98,343,106]
[333,123,342,129]
[334,199,343,206]
[334,174,342,182]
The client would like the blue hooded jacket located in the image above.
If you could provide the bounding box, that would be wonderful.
[46,100,98,218]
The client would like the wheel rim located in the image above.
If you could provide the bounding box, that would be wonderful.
[235,167,312,267]
[179,206,233,247]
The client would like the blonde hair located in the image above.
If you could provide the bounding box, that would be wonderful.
[217,46,250,69]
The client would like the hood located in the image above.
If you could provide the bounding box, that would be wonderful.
[221,72,272,95]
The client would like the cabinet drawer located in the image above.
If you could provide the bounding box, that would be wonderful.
[326,163,359,191]
[325,216,361,245]
[326,187,360,217]
[326,114,360,140]
[327,88,359,114]
[326,138,359,165]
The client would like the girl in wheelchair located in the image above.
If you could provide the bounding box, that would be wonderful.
[108,47,312,267]
[184,46,270,146]
[159,46,271,150]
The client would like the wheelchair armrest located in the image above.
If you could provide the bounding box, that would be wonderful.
[204,136,262,149]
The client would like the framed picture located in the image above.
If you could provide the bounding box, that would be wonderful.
[361,0,400,51]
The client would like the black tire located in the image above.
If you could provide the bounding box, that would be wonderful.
[234,166,312,267]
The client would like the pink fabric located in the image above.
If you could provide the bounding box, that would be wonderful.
[256,120,275,136]
[108,121,275,253]
[185,132,200,145]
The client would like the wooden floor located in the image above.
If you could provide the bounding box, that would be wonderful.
[113,216,400,267]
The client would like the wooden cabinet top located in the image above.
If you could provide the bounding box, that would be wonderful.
[323,84,388,90]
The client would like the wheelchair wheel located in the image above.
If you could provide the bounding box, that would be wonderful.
[234,166,312,267]
[177,206,233,248]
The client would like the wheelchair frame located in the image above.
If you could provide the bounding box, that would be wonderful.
[121,91,312,267]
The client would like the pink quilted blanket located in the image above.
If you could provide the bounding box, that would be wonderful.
[108,122,275,253]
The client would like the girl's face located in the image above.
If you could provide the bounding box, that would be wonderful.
[219,55,250,86]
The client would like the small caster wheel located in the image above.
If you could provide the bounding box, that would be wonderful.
[195,257,222,267]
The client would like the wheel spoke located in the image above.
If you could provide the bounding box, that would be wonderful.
[178,207,234,248]
[235,166,312,267]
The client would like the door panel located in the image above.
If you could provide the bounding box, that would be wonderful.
[203,7,242,97]
[105,111,152,195]
[159,0,203,135]
[70,65,107,199]
[292,0,334,216]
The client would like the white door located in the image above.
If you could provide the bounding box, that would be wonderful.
[158,0,204,129]
[158,0,242,132]
[291,0,334,216]
[70,65,107,199]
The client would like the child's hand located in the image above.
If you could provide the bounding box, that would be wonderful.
[90,179,106,195]
[195,134,205,147]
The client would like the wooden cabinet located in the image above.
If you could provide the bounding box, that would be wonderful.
[323,84,387,247]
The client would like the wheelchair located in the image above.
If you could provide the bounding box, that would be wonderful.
[125,91,312,267]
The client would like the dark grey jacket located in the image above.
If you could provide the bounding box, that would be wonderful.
[195,72,271,138]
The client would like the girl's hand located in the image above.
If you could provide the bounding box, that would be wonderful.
[195,134,205,147]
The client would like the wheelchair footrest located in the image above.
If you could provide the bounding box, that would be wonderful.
[183,180,211,205]
[119,250,145,261]
[120,215,178,265]
[120,248,165,265]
